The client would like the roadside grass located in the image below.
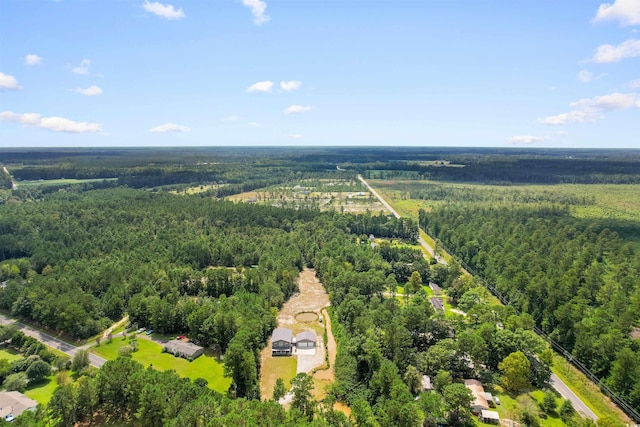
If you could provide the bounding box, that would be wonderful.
[551,355,630,424]
[0,348,22,362]
[19,178,117,187]
[24,375,57,405]
[260,356,297,400]
[92,338,230,393]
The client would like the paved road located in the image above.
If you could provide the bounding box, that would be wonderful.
[550,373,598,420]
[359,175,598,421]
[358,175,446,264]
[0,313,107,368]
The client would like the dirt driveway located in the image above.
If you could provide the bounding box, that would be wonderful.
[260,268,336,400]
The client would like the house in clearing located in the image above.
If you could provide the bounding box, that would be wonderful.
[0,391,38,420]
[464,379,489,415]
[295,331,316,349]
[164,339,204,360]
[272,327,293,356]
[480,409,500,424]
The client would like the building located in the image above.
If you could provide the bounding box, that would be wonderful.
[480,409,500,424]
[464,379,489,415]
[430,297,445,312]
[428,282,442,295]
[295,331,317,349]
[164,339,204,360]
[421,375,433,391]
[272,327,293,356]
[0,391,38,420]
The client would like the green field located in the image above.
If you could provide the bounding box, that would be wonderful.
[24,375,58,405]
[92,338,231,392]
[0,348,23,362]
[19,178,117,187]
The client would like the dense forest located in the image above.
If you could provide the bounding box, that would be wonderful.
[1,147,639,425]
[420,204,640,412]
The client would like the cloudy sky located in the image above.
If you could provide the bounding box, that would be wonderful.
[1,0,639,147]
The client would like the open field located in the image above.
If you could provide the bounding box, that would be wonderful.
[170,183,227,195]
[18,178,117,187]
[260,355,297,400]
[92,338,230,393]
[227,179,390,214]
[0,348,22,362]
[24,375,57,405]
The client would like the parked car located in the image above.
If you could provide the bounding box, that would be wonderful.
[494,396,501,405]
[177,335,186,340]
[137,327,146,334]
[146,329,154,335]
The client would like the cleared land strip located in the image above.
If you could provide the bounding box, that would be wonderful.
[0,313,106,368]
[362,177,598,421]
[358,175,446,264]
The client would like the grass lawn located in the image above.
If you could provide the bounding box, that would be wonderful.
[93,338,231,393]
[24,375,57,405]
[0,348,23,362]
[484,388,566,427]
[260,356,297,400]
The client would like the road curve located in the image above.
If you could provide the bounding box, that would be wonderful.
[0,313,106,368]
[550,373,598,420]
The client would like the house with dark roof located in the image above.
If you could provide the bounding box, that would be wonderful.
[0,391,38,420]
[164,339,204,360]
[272,327,293,356]
[430,297,445,312]
[295,331,316,349]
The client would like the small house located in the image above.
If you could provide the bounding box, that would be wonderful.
[272,328,293,356]
[421,375,433,391]
[0,391,38,420]
[428,282,442,295]
[464,379,489,415]
[295,331,316,349]
[480,409,500,424]
[430,297,445,312]
[484,391,495,407]
[164,339,204,360]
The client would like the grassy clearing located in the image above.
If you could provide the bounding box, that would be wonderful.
[0,348,22,362]
[260,356,297,400]
[551,355,630,424]
[24,375,57,405]
[93,338,230,393]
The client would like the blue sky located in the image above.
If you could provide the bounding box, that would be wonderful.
[1,0,639,147]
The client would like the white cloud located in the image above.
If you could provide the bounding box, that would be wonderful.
[542,110,597,125]
[570,92,637,111]
[0,73,22,90]
[289,133,303,139]
[247,80,273,93]
[285,105,312,115]
[542,92,639,125]
[280,81,302,92]
[221,115,244,122]
[149,123,190,133]
[242,0,270,25]
[593,39,640,63]
[577,70,594,83]
[593,0,640,26]
[142,1,185,20]
[25,54,43,66]
[630,78,640,88]
[71,59,91,75]
[248,122,260,127]
[0,111,101,133]
[75,85,103,96]
[507,135,547,145]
